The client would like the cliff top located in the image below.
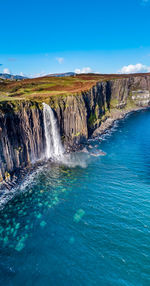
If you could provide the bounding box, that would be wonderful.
[0,73,150,103]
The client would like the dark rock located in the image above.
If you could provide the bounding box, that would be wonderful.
[0,74,150,181]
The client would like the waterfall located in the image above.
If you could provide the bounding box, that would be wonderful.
[42,103,64,159]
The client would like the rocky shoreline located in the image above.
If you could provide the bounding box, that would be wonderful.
[92,106,149,138]
[0,106,150,194]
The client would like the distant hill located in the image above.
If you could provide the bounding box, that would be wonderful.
[0,73,27,80]
[0,72,75,80]
[46,72,76,77]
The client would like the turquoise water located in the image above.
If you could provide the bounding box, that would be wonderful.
[0,109,150,285]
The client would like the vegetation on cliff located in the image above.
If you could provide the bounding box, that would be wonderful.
[0,73,149,104]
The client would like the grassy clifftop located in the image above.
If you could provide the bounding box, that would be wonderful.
[0,74,99,103]
[0,73,149,103]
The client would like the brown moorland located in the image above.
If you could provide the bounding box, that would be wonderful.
[0,73,149,102]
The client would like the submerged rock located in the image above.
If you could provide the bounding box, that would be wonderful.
[91,150,106,157]
[73,209,85,223]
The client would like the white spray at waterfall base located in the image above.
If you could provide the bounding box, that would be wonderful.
[42,103,64,159]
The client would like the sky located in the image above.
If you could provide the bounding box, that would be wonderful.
[0,0,150,77]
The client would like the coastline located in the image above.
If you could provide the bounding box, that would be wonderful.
[0,106,149,193]
[92,106,149,138]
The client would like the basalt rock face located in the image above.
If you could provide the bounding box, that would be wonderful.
[0,74,150,180]
[53,94,88,147]
[49,75,150,143]
[106,75,150,104]
[0,102,45,180]
[81,75,150,135]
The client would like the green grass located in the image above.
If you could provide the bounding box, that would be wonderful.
[0,76,92,102]
[0,73,149,107]
[0,74,133,103]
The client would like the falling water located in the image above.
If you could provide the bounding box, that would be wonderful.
[42,103,90,167]
[42,103,64,159]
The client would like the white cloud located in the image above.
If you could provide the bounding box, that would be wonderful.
[3,68,11,74]
[75,67,92,74]
[118,63,150,74]
[56,57,64,64]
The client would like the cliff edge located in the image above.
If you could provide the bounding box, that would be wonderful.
[0,73,150,182]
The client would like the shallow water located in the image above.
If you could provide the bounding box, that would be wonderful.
[0,109,150,285]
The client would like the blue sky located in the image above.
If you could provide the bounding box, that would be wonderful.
[0,0,150,76]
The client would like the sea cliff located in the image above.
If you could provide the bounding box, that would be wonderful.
[0,74,150,182]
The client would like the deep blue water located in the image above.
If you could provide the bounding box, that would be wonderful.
[0,109,150,286]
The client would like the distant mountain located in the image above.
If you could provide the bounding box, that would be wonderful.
[0,73,27,80]
[46,72,76,77]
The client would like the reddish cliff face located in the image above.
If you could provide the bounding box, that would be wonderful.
[0,74,150,181]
